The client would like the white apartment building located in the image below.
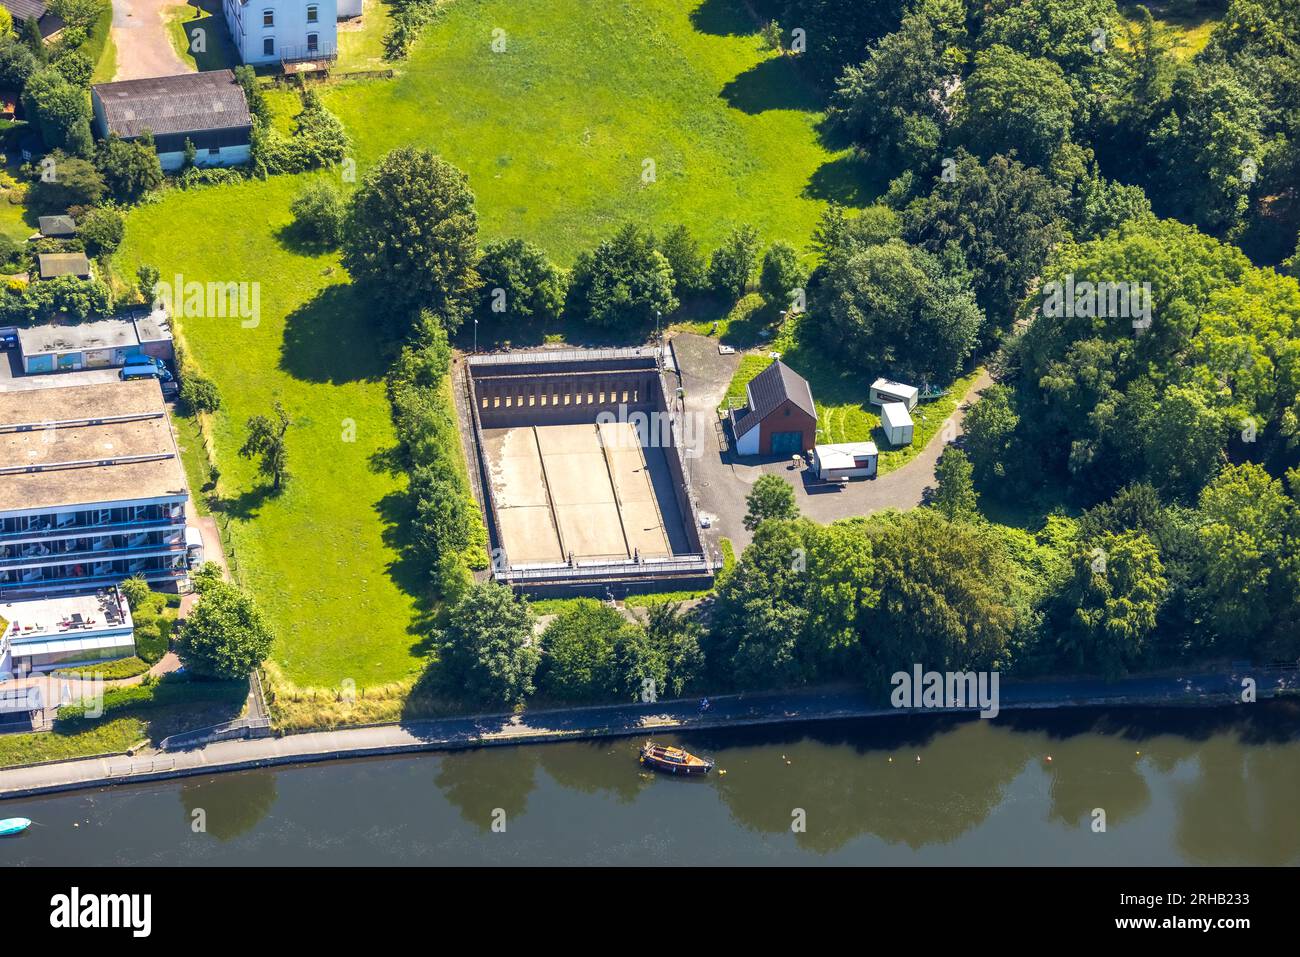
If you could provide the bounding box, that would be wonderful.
[223,0,340,67]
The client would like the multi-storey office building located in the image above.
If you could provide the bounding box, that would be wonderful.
[0,380,198,599]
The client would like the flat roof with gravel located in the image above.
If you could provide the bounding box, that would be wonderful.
[0,379,188,513]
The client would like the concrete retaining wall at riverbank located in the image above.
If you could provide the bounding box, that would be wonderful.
[1,673,1296,801]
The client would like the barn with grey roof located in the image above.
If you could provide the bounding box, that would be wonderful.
[90,70,253,172]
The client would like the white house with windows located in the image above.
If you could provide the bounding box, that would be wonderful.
[223,0,339,67]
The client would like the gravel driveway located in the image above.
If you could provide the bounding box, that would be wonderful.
[112,0,193,81]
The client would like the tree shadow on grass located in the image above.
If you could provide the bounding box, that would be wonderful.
[373,473,442,654]
[279,282,394,384]
[689,0,755,37]
[273,220,339,259]
[209,481,278,522]
[720,55,822,114]
[171,0,241,71]
[804,152,892,208]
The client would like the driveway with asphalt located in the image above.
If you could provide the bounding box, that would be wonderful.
[669,332,993,551]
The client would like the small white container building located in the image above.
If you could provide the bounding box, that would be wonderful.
[812,442,878,481]
[880,402,914,446]
[869,378,919,411]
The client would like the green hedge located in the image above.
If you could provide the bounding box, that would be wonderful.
[56,676,246,728]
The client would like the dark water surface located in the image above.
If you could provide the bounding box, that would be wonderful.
[5,703,1299,865]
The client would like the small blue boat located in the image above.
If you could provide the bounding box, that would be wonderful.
[0,818,32,836]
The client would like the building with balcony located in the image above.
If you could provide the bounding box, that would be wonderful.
[0,588,135,676]
[223,0,338,68]
[0,379,197,599]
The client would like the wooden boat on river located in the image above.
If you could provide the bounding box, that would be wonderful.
[640,742,714,775]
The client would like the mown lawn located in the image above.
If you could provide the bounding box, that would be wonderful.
[317,0,866,263]
[115,0,867,692]
[117,176,420,689]
[337,2,392,72]
[166,0,240,71]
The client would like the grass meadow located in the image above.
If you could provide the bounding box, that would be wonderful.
[114,0,869,693]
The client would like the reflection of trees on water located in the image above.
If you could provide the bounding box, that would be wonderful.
[434,748,540,831]
[1175,738,1300,865]
[534,739,650,804]
[711,716,1037,854]
[1042,736,1162,830]
[179,772,278,842]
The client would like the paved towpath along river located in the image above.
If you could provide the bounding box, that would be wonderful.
[1,668,1295,799]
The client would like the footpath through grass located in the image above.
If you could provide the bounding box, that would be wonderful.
[115,0,868,698]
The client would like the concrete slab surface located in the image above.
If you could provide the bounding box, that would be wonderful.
[483,420,687,565]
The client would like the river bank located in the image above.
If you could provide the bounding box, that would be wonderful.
[1,666,1296,800]
[7,697,1300,866]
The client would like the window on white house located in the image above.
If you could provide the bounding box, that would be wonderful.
[263,36,275,55]
[307,4,318,22]
[307,32,318,51]
[262,9,273,26]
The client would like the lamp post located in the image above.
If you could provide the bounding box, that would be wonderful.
[473,317,478,354]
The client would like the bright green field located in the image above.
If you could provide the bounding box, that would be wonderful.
[118,177,419,688]
[318,0,862,263]
[115,0,866,689]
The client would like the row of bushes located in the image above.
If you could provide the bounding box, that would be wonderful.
[383,0,447,60]
[55,675,247,728]
[248,86,350,177]
[462,224,807,336]
[385,313,488,598]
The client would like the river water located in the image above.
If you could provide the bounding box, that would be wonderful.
[4,702,1299,866]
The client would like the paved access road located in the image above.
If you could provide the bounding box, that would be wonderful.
[670,333,991,553]
[1,668,1294,800]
